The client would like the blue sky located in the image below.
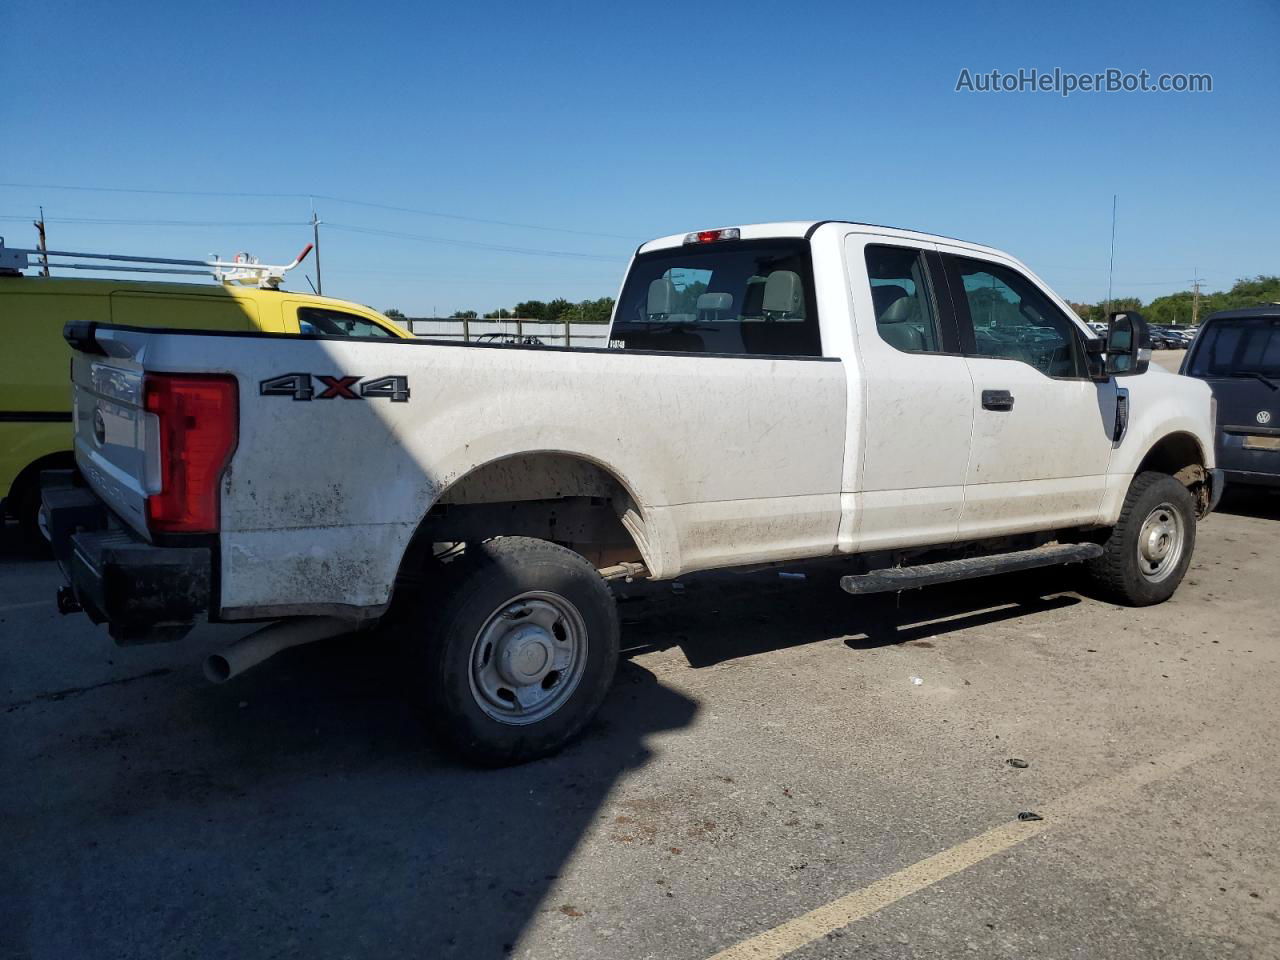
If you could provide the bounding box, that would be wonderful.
[2,0,1276,315]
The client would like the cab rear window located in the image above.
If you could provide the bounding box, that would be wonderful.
[610,240,821,356]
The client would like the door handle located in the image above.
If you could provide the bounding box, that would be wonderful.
[981,389,1015,411]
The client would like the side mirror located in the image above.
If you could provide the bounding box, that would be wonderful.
[1105,310,1151,377]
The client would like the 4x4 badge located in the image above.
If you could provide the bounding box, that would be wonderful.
[259,373,410,402]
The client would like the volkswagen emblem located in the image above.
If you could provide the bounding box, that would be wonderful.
[1259,410,1273,426]
[93,407,106,446]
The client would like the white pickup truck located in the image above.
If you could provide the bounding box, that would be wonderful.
[46,220,1222,764]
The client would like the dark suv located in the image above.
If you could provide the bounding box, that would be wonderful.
[1181,306,1280,488]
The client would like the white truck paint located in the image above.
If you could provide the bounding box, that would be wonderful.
[51,220,1221,763]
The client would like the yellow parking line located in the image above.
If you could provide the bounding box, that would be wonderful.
[707,740,1217,960]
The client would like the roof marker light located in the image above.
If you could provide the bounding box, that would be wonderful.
[683,227,741,245]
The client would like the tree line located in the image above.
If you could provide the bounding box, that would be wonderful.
[1068,275,1280,327]
[383,297,616,323]
[385,274,1280,328]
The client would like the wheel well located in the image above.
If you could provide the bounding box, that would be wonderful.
[5,450,75,517]
[1136,432,1209,514]
[400,453,651,574]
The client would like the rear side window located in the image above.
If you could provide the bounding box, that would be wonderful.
[864,246,940,353]
[948,257,1086,378]
[298,307,395,338]
[610,240,821,356]
[1188,317,1280,377]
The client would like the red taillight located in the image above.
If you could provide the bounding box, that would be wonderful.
[144,374,238,534]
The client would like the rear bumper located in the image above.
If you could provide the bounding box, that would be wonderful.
[1221,469,1280,489]
[1216,429,1280,488]
[42,479,212,644]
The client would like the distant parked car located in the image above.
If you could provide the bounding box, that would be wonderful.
[1180,306,1280,489]
[474,333,546,345]
[1150,327,1189,349]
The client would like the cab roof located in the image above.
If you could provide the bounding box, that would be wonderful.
[636,220,1009,260]
[1202,305,1280,323]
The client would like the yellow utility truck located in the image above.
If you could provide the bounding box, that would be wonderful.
[0,239,409,541]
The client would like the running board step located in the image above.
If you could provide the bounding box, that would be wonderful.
[840,543,1103,595]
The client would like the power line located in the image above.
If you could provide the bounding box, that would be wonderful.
[323,267,618,282]
[0,181,300,200]
[0,214,308,227]
[0,180,643,240]
[1112,277,1226,287]
[308,194,640,241]
[324,222,624,262]
[1,212,627,263]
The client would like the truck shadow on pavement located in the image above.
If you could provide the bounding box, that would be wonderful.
[3,574,699,959]
[0,539,1122,960]
[1215,485,1280,521]
[617,563,1082,667]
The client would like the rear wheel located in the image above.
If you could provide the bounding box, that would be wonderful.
[406,537,619,766]
[1086,471,1197,606]
[8,454,74,552]
[13,475,51,551]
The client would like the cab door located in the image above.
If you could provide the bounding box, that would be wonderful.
[842,235,974,551]
[938,250,1117,537]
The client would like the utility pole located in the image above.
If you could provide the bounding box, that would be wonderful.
[1190,268,1204,326]
[33,206,49,276]
[311,207,323,295]
[1104,194,1117,318]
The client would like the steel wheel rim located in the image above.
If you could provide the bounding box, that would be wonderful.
[467,590,588,725]
[1136,501,1185,583]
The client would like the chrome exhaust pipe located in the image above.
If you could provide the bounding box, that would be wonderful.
[203,616,352,684]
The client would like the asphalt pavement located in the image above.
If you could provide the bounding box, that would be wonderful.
[3,416,1278,959]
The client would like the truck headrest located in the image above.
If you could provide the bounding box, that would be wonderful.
[647,277,676,317]
[871,284,909,319]
[696,292,733,313]
[763,271,803,317]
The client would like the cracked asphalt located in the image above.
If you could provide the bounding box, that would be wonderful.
[3,479,1278,958]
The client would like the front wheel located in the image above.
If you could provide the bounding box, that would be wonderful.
[1086,471,1197,606]
[407,537,619,766]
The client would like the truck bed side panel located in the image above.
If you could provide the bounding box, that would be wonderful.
[82,330,847,617]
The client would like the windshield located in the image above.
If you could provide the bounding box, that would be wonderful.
[610,240,821,356]
[1188,316,1280,377]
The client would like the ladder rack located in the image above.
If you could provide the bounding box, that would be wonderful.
[0,238,314,290]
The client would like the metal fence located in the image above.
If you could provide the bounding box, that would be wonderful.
[403,317,611,347]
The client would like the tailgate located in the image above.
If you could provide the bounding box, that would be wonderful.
[68,332,155,536]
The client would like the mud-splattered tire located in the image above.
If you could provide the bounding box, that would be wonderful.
[1086,471,1197,606]
[407,537,619,766]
